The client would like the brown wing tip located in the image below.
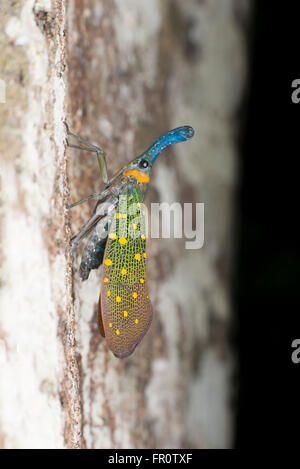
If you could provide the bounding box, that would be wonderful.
[112,343,138,359]
[110,306,153,359]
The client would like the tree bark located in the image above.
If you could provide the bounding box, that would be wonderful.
[0,0,251,449]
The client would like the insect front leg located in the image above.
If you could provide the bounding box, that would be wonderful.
[65,122,109,185]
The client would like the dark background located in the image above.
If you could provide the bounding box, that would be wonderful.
[235,1,300,447]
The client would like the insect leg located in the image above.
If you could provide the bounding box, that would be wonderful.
[67,194,100,209]
[65,122,109,185]
[66,187,110,209]
[79,212,114,280]
[79,204,115,280]
[70,211,104,253]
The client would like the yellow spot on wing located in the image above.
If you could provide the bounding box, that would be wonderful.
[116,329,120,335]
[105,259,112,266]
[109,233,117,240]
[116,296,121,303]
[132,223,137,230]
[119,238,128,245]
[122,214,127,219]
[141,234,146,240]
[135,318,139,324]
[123,311,128,318]
[143,253,147,258]
[135,253,141,261]
[104,277,109,283]
[116,213,121,219]
[140,278,144,284]
[107,290,111,297]
[132,292,138,299]
[121,268,127,276]
[109,323,112,328]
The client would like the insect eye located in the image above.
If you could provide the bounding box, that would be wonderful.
[139,160,149,169]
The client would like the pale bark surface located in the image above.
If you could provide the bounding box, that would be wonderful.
[0,0,251,449]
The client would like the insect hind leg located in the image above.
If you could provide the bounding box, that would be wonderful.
[70,211,103,254]
[79,231,108,281]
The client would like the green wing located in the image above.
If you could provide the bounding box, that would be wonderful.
[99,184,152,358]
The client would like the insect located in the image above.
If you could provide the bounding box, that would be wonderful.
[66,123,194,358]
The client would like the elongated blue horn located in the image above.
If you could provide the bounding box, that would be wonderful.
[146,126,194,164]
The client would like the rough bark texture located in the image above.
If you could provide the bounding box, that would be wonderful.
[0,0,251,449]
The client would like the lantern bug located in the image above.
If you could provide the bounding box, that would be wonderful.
[66,123,194,358]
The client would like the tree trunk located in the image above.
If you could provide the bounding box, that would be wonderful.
[0,0,251,449]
